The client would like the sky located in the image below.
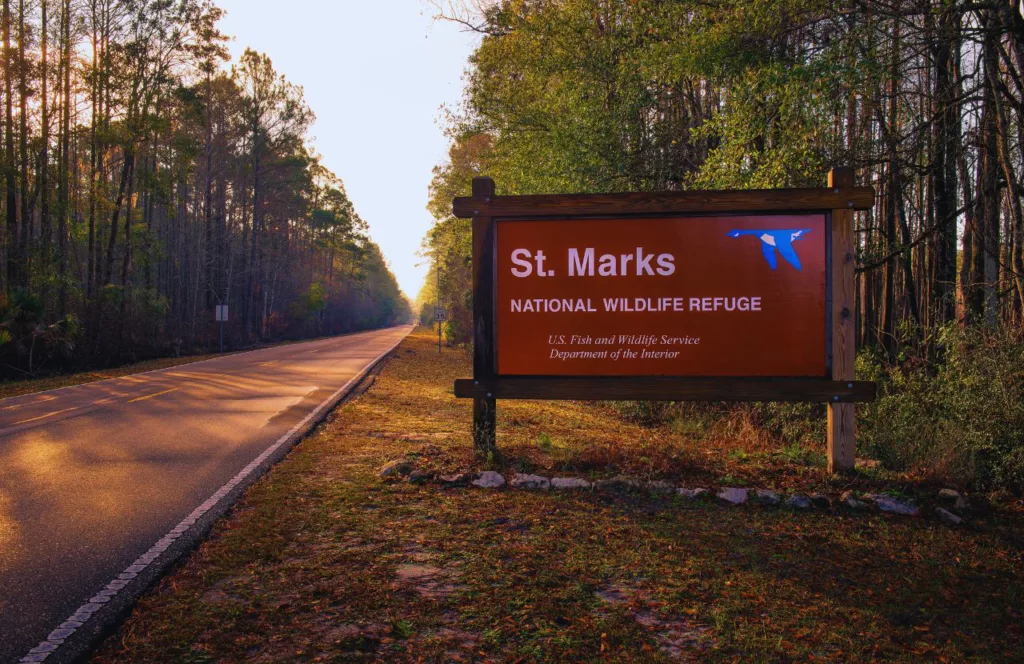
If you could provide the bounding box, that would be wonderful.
[215,0,479,298]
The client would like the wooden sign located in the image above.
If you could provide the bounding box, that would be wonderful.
[452,169,876,472]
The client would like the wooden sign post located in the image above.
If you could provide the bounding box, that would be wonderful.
[454,169,874,472]
[827,167,857,472]
[470,176,498,456]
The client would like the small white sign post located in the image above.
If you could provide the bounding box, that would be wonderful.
[215,304,229,353]
[434,306,446,354]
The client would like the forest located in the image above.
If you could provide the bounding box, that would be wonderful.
[0,0,409,378]
[422,0,1024,491]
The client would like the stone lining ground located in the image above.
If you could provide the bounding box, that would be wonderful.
[379,464,959,521]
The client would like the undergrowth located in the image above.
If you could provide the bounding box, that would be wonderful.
[610,323,1024,494]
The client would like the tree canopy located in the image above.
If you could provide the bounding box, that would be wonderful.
[424,0,1024,354]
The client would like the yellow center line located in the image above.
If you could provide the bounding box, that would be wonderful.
[166,371,234,380]
[13,406,81,425]
[127,387,180,403]
[4,394,60,411]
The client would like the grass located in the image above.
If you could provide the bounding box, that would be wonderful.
[91,328,1024,663]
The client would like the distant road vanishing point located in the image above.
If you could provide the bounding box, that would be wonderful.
[0,325,411,663]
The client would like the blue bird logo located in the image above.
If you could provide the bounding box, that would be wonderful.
[727,229,812,270]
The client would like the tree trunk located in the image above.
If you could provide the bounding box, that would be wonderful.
[989,33,1024,324]
[57,0,71,315]
[3,0,20,291]
[880,19,900,356]
[87,0,98,302]
[247,122,261,341]
[931,0,958,324]
[204,69,214,310]
[17,0,30,285]
[119,150,136,289]
[40,0,50,283]
[103,149,134,286]
[970,11,1001,327]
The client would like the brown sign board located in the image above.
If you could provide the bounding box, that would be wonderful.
[495,214,827,377]
[452,170,876,472]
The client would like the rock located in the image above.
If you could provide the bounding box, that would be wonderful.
[551,477,592,490]
[594,475,641,491]
[810,493,832,509]
[753,489,781,506]
[840,491,868,509]
[677,487,709,500]
[471,471,506,489]
[438,472,470,486]
[645,480,675,494]
[935,506,963,526]
[784,494,812,509]
[378,460,413,478]
[938,488,968,512]
[510,474,550,490]
[408,470,432,485]
[717,487,748,504]
[868,494,920,516]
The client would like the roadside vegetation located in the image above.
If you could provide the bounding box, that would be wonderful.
[607,325,1024,495]
[0,1,408,382]
[92,330,1024,663]
[419,0,1024,495]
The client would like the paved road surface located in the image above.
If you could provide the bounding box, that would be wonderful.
[0,326,411,662]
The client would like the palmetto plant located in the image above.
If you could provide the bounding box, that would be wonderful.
[0,291,80,376]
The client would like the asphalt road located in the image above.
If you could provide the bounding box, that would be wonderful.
[0,325,411,662]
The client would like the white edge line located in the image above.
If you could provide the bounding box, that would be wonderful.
[0,325,404,407]
[18,326,412,663]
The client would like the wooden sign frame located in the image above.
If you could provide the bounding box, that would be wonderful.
[452,168,875,472]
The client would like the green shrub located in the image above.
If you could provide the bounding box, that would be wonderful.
[745,401,824,447]
[0,290,81,375]
[603,323,1024,493]
[859,324,1024,492]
